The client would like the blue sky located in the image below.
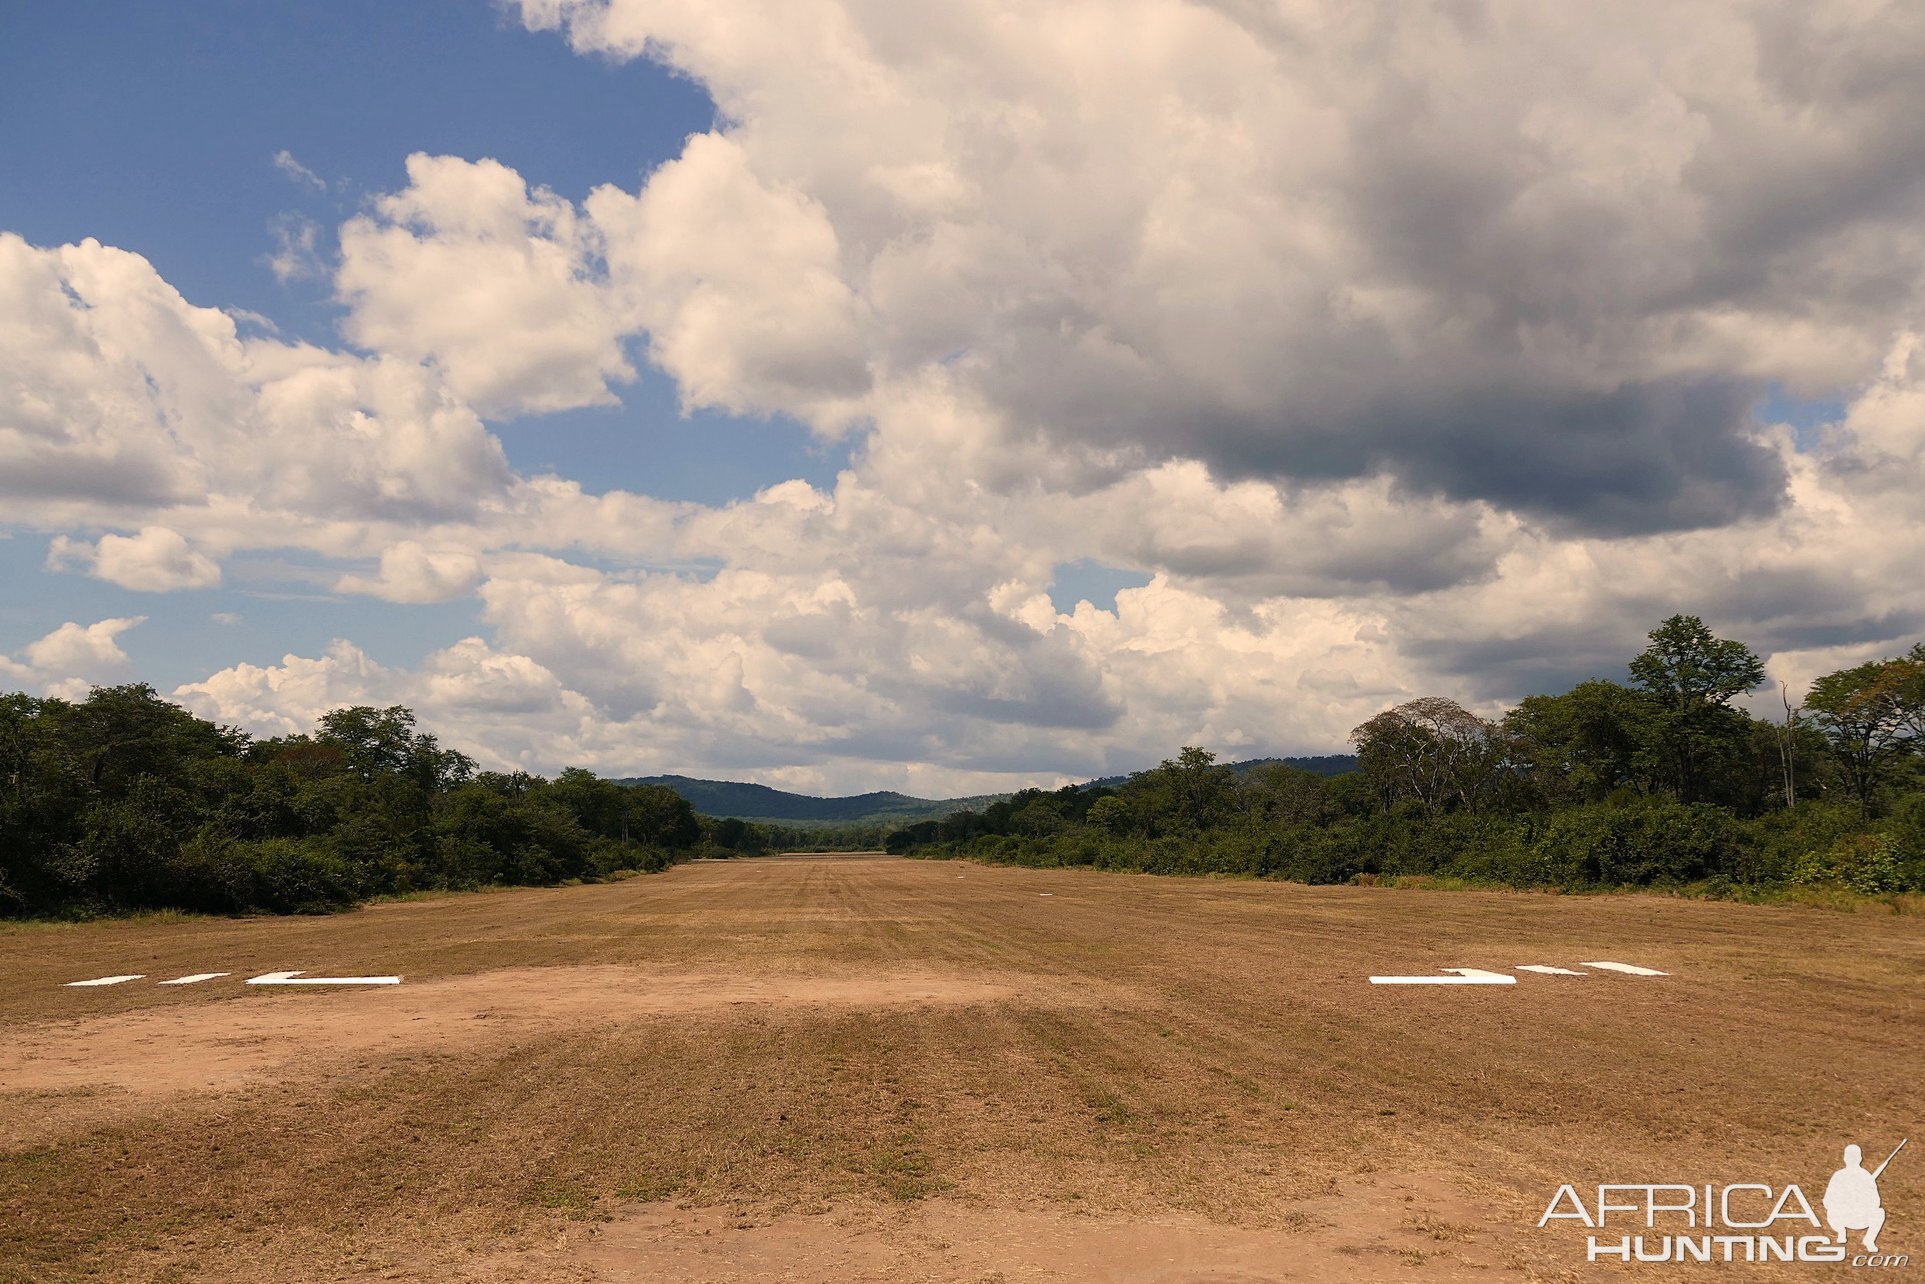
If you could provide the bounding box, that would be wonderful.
[4,2,1919,793]
[0,2,847,691]
[2,1,709,342]
[0,1,861,503]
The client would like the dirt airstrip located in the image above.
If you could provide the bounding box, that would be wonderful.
[1,854,1920,1281]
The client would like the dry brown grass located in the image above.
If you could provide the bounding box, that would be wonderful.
[1,853,1920,1280]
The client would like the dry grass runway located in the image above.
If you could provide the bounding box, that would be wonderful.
[1,854,1920,1281]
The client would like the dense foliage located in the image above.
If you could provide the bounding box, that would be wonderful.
[890,618,1925,898]
[0,689,747,917]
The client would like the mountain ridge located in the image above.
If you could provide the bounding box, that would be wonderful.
[620,755,1358,825]
[613,775,1008,824]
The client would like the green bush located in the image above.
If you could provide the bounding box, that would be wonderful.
[1271,827,1363,884]
[1522,803,1739,888]
[160,835,361,915]
[933,803,1754,891]
[0,690,707,919]
[240,837,362,913]
[1789,834,1907,895]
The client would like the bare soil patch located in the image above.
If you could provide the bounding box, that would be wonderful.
[558,1170,1515,1283]
[550,1178,1509,1284]
[0,857,1919,1281]
[0,965,1029,1144]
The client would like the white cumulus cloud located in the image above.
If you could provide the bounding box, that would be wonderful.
[335,154,636,418]
[6,617,147,700]
[0,232,516,532]
[49,526,222,591]
[12,3,1925,792]
[335,541,483,604]
[516,0,1925,534]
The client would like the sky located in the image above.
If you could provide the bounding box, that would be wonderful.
[3,1,1924,796]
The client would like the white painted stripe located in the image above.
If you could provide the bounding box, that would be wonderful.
[1579,961,1667,976]
[245,970,401,986]
[1516,965,1587,975]
[1371,973,1516,985]
[66,974,144,987]
[158,972,230,985]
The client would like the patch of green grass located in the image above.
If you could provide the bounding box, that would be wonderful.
[1085,1088,1135,1125]
[0,906,214,932]
[528,1178,606,1220]
[1373,874,1537,894]
[866,1140,949,1201]
[614,1171,684,1201]
[1675,880,1925,914]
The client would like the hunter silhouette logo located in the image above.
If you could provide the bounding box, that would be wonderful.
[1827,1140,1905,1255]
[1537,1137,1910,1266]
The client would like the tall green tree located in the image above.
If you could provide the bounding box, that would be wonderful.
[1504,679,1662,804]
[1627,616,1764,803]
[620,782,702,848]
[57,684,245,793]
[1898,643,1925,743]
[1350,697,1507,816]
[1805,653,1923,813]
[1232,762,1331,830]
[315,705,473,790]
[1123,747,1236,834]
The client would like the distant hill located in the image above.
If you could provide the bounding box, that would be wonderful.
[1079,754,1359,791]
[617,775,1007,826]
[1229,754,1359,777]
[622,754,1355,827]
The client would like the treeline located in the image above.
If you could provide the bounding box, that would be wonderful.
[0,687,794,918]
[888,617,1925,898]
[749,822,902,851]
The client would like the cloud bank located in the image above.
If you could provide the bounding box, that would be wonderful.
[7,1,1925,792]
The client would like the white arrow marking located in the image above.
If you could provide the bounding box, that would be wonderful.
[245,970,400,986]
[1579,961,1667,976]
[1516,965,1588,975]
[65,974,144,987]
[159,972,230,986]
[1371,968,1516,985]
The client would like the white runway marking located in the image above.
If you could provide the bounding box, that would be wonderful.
[1579,961,1667,976]
[158,972,230,985]
[1371,960,1669,984]
[65,974,144,987]
[245,970,401,986]
[1371,969,1516,985]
